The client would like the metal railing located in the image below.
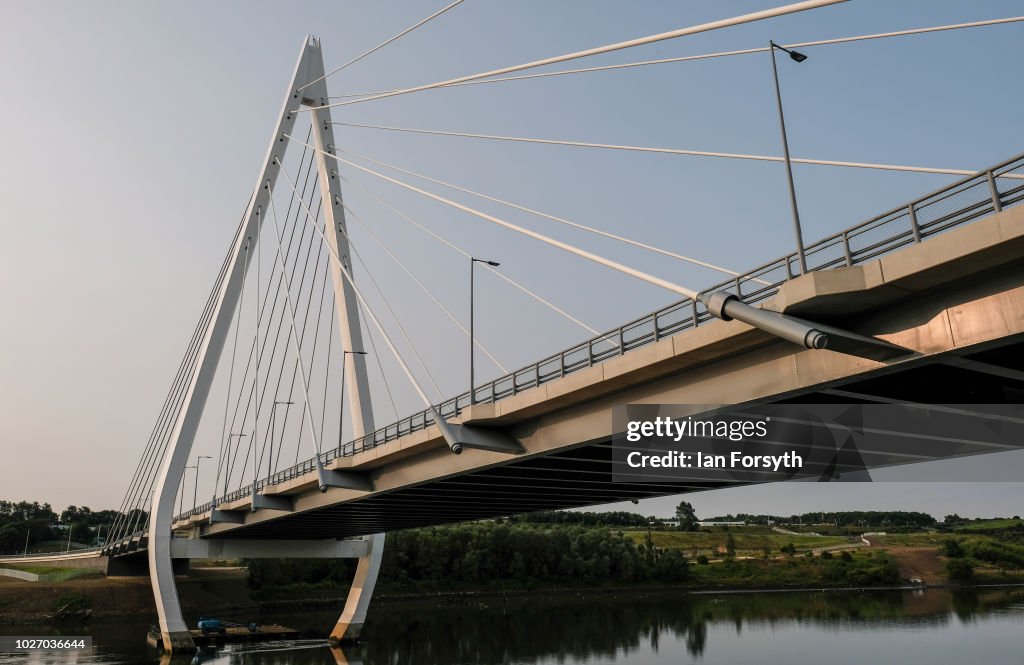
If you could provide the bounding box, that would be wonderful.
[0,546,104,562]
[175,151,1024,522]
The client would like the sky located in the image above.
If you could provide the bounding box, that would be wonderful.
[1,0,1022,519]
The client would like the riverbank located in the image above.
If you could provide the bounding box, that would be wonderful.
[3,519,1021,625]
[2,559,1021,625]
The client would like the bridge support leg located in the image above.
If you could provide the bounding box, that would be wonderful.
[329,532,385,643]
[144,36,322,655]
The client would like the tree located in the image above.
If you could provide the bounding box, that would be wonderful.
[725,532,736,558]
[675,501,699,532]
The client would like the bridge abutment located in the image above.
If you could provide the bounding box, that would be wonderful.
[330,532,385,643]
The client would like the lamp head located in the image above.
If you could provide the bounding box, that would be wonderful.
[788,50,807,63]
[485,260,501,267]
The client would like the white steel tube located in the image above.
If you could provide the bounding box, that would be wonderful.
[303,0,849,111]
[285,135,700,299]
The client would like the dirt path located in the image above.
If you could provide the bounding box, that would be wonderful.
[885,547,945,584]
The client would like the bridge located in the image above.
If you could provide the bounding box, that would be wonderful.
[3,1,1024,654]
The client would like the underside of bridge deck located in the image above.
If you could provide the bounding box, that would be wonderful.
[203,333,1023,540]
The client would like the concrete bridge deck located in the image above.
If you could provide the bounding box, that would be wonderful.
[163,204,1024,540]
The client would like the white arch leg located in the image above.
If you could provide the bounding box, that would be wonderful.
[330,533,385,643]
[146,36,320,654]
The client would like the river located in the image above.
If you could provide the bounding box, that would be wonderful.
[1,587,1022,664]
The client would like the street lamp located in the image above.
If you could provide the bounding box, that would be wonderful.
[470,257,500,404]
[178,464,196,516]
[769,40,809,275]
[193,455,212,511]
[339,351,367,451]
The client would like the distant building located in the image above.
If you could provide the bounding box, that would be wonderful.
[657,518,680,527]
[697,521,746,527]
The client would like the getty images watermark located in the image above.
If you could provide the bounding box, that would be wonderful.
[624,415,802,473]
[612,403,1024,484]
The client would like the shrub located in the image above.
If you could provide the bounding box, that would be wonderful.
[942,539,965,558]
[946,558,974,582]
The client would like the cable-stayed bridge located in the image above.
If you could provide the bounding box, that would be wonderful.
[4,1,1024,652]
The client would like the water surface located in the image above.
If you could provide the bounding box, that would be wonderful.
[1,587,1022,664]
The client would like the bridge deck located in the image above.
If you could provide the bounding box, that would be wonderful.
[160,203,1024,540]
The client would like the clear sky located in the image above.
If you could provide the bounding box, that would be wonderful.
[1,0,1022,519]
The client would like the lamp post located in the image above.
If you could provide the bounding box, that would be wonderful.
[269,401,293,475]
[178,464,197,516]
[339,351,367,451]
[769,40,809,275]
[470,257,500,404]
[193,455,212,511]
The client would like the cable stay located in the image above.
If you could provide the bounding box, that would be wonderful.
[271,208,332,475]
[343,176,601,335]
[334,122,998,179]
[222,219,316,493]
[337,147,767,286]
[225,202,327,493]
[215,141,322,497]
[212,239,250,506]
[343,203,509,373]
[331,207,446,400]
[360,300,400,422]
[297,0,468,92]
[255,219,331,479]
[111,210,246,540]
[285,134,700,301]
[326,16,1024,99]
[274,156,451,434]
[224,191,329,492]
[256,252,330,480]
[299,0,847,112]
[264,190,328,462]
[274,157,520,455]
[274,158,446,405]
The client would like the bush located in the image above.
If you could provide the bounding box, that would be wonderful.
[820,551,833,560]
[696,555,709,565]
[840,551,853,562]
[946,558,974,582]
[963,540,1024,568]
[942,539,965,558]
[780,543,796,555]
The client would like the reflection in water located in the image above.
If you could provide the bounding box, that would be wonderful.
[268,587,1024,665]
[2,587,1022,665]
